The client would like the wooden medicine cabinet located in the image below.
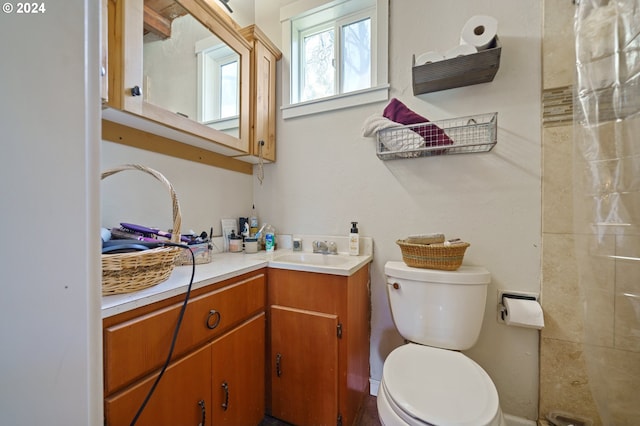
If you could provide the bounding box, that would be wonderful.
[103,0,279,172]
[235,25,282,164]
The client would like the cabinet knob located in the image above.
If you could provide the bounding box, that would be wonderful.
[206,309,221,329]
[131,85,141,96]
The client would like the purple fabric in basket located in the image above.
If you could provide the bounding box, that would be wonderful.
[383,98,453,147]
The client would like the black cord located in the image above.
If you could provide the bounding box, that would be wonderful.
[219,0,232,13]
[130,242,196,426]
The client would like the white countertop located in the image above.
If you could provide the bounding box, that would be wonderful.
[101,251,268,318]
[102,239,373,319]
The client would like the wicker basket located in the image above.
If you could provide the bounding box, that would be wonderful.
[396,239,470,271]
[101,164,183,295]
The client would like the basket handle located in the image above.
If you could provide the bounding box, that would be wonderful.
[101,164,182,244]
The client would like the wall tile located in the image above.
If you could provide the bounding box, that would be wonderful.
[615,234,640,352]
[542,125,574,234]
[539,338,602,425]
[541,233,582,342]
[582,344,640,424]
[541,232,614,346]
[574,233,615,347]
[543,0,576,89]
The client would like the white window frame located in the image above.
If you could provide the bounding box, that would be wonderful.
[280,0,389,119]
[195,37,240,127]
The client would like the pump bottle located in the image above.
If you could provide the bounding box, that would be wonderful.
[249,204,258,237]
[349,221,359,256]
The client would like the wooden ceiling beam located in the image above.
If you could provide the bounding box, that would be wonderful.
[144,4,172,39]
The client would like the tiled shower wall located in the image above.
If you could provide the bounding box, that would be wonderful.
[540,0,601,423]
[541,1,640,424]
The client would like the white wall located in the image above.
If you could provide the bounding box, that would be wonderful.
[254,0,543,420]
[101,142,254,238]
[0,0,103,424]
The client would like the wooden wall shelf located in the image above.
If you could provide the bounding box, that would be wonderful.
[412,37,501,95]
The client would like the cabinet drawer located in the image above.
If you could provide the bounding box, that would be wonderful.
[267,268,344,314]
[105,273,265,394]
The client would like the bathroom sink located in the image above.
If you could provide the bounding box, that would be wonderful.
[271,253,351,267]
[263,236,373,276]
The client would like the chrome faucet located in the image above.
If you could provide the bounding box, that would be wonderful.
[312,240,337,254]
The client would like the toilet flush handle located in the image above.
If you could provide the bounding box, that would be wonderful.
[387,280,400,290]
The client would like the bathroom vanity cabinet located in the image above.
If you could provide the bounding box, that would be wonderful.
[266,265,370,426]
[103,269,266,426]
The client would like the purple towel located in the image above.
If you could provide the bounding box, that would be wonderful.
[383,98,453,147]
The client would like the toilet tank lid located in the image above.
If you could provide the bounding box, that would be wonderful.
[385,261,491,284]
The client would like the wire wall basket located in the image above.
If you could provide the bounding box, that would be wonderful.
[376,112,497,160]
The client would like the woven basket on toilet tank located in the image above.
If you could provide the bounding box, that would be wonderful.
[396,239,470,271]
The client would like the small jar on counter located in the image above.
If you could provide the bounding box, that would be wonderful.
[244,237,258,253]
[229,231,243,253]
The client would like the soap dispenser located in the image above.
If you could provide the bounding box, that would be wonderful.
[349,222,359,256]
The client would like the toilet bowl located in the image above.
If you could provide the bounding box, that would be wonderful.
[377,344,504,426]
[380,261,505,426]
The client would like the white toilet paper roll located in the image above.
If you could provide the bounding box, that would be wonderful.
[415,51,444,66]
[443,43,478,60]
[503,297,545,329]
[460,15,498,51]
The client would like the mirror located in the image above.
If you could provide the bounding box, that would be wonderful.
[142,1,241,137]
[195,34,240,135]
[99,0,252,154]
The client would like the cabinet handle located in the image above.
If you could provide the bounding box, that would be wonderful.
[131,85,141,96]
[206,309,221,329]
[221,381,229,411]
[198,399,206,426]
[276,353,282,377]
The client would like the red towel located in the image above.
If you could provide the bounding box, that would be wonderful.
[383,98,453,147]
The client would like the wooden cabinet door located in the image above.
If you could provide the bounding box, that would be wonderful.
[252,39,277,161]
[239,25,281,162]
[270,305,339,426]
[105,344,212,426]
[211,313,266,426]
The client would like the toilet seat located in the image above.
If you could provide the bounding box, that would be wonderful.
[381,343,501,426]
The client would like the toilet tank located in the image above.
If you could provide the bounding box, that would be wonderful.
[385,261,491,351]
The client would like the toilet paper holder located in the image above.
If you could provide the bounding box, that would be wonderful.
[497,290,539,324]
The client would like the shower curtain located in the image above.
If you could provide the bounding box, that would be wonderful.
[574,0,640,423]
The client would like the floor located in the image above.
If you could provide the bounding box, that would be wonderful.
[260,395,381,426]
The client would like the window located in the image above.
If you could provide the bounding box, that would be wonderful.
[195,37,240,136]
[281,0,389,118]
[300,23,335,102]
[219,59,239,118]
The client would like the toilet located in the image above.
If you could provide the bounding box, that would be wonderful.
[378,261,505,426]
